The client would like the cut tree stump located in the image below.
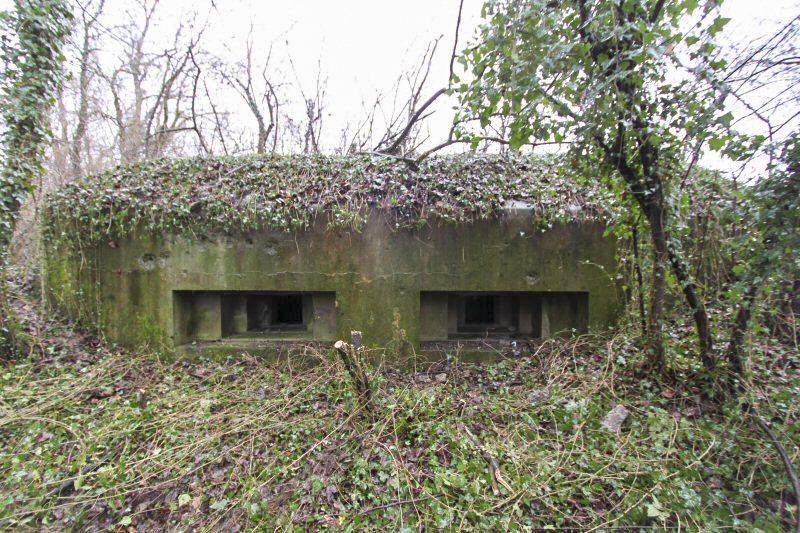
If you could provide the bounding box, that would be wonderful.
[334,330,374,416]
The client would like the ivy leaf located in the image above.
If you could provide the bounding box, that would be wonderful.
[708,137,726,151]
[708,17,731,37]
[210,499,229,511]
[510,130,529,151]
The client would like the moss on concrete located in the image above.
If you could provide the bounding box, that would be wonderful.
[43,207,622,356]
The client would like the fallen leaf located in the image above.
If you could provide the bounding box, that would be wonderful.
[36,431,55,442]
[210,498,228,511]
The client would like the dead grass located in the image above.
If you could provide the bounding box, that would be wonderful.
[1,293,798,531]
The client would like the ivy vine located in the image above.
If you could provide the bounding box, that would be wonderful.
[0,0,71,358]
[0,0,72,252]
[43,153,620,251]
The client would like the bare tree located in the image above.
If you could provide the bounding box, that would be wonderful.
[214,27,280,154]
[42,0,109,188]
[286,50,326,154]
[70,0,106,179]
[371,0,467,163]
[100,0,199,162]
[371,37,442,156]
[725,14,800,173]
[186,44,209,154]
[336,94,381,155]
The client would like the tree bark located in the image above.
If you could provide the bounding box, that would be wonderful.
[644,204,667,370]
[640,195,715,373]
[725,288,754,390]
[334,331,374,417]
[602,133,715,373]
[0,274,17,360]
[666,236,715,371]
[631,222,647,337]
[70,0,105,180]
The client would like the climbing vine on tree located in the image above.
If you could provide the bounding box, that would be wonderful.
[725,134,800,388]
[0,0,71,357]
[457,0,741,377]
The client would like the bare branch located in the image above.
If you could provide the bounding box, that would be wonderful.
[187,45,209,154]
[374,0,465,157]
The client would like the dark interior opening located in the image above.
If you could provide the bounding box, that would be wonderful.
[463,295,496,325]
[456,292,518,336]
[246,293,305,332]
[274,294,303,325]
[419,291,587,341]
[174,290,337,344]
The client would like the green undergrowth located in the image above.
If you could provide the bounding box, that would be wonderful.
[1,316,798,531]
[42,153,617,250]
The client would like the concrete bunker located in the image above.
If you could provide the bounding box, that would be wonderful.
[42,154,623,358]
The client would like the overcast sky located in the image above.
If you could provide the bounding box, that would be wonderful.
[204,0,484,152]
[139,0,800,168]
[2,0,798,170]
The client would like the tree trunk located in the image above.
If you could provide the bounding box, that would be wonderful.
[644,201,715,373]
[725,287,754,391]
[600,127,716,374]
[334,330,374,417]
[70,17,92,180]
[645,205,667,370]
[631,222,647,337]
[625,171,715,374]
[666,238,715,371]
[0,272,16,360]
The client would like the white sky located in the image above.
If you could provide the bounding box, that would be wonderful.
[159,0,800,169]
[1,0,798,170]
[204,0,484,152]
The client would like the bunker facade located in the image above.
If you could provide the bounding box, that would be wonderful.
[42,154,623,358]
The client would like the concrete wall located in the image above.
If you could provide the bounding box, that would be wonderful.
[44,209,623,356]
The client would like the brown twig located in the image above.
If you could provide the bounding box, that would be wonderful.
[754,413,800,533]
[377,0,465,158]
[461,424,513,495]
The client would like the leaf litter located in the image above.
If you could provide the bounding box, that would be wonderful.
[1,287,798,531]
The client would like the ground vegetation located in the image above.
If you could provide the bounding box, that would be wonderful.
[0,285,797,531]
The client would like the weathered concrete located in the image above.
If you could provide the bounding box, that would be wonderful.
[44,208,622,357]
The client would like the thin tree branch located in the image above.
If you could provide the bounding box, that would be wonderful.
[754,413,800,533]
[187,45,209,153]
[376,0,465,157]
